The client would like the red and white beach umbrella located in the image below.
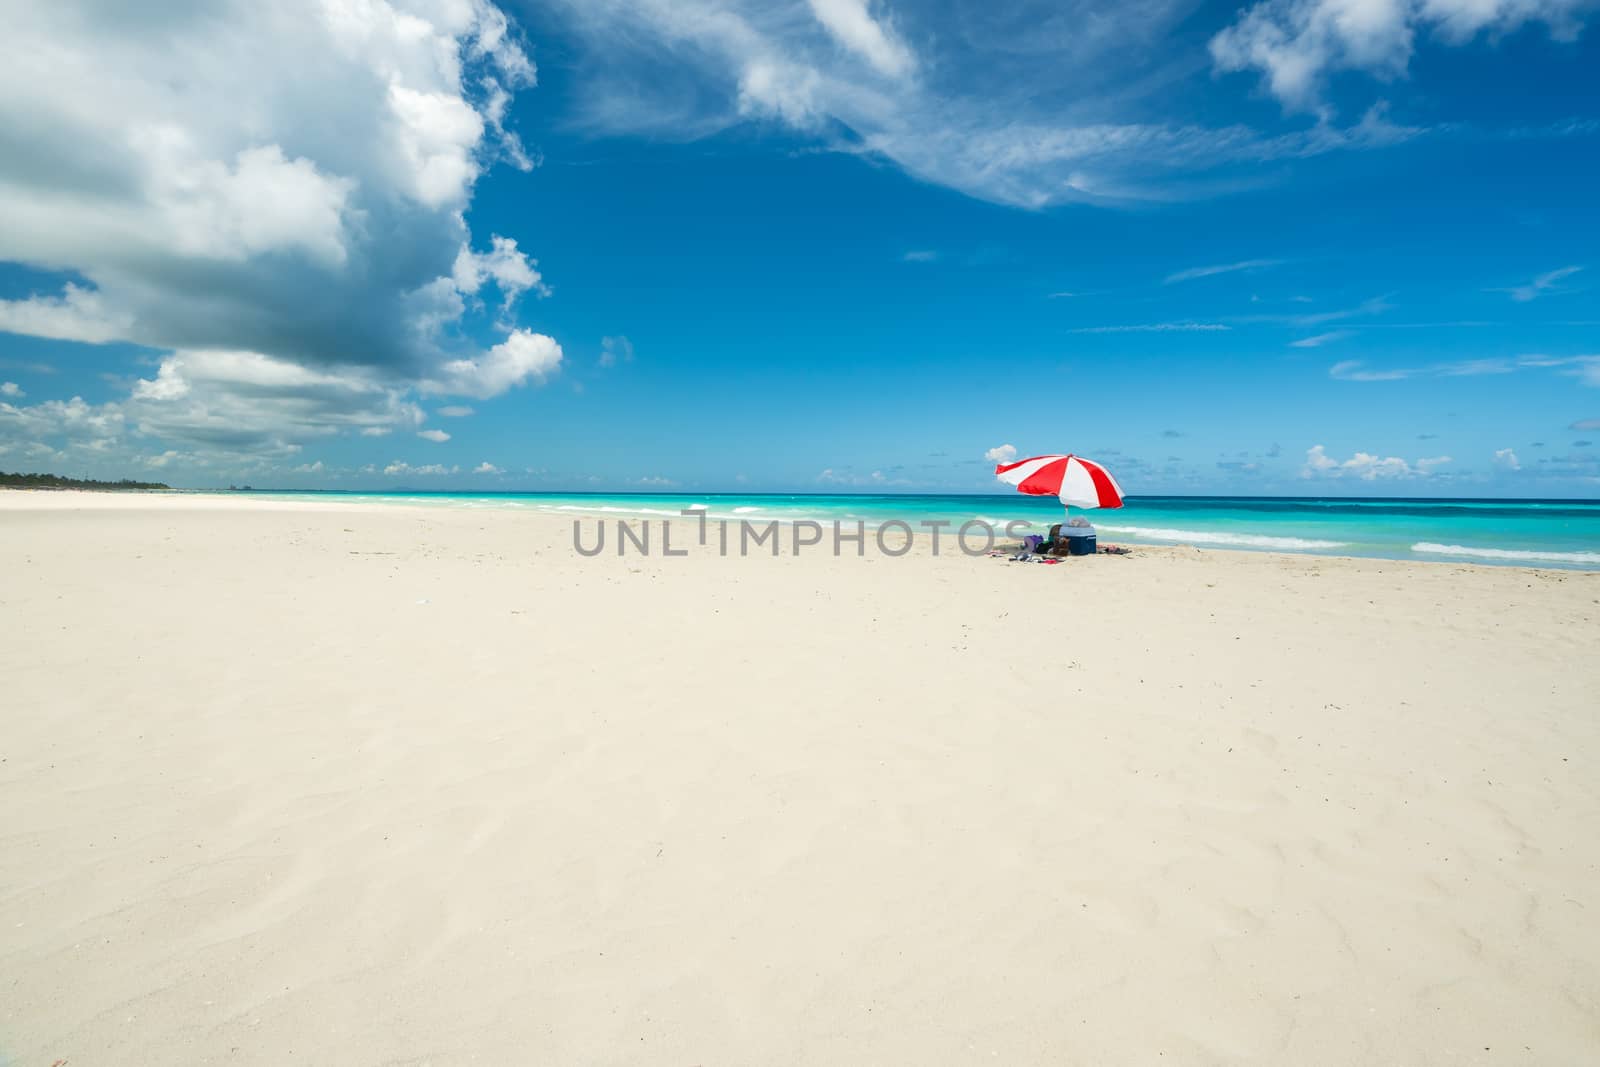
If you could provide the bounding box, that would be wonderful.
[994,454,1125,510]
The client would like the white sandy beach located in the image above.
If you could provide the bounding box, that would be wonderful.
[2,491,1598,1065]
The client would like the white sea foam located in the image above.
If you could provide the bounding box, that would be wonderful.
[1096,524,1348,550]
[732,506,763,514]
[1411,542,1600,565]
[542,504,688,517]
[974,517,1038,529]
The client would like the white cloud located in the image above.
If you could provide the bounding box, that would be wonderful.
[383,461,457,476]
[0,283,134,344]
[436,405,474,417]
[424,329,563,399]
[1494,447,1521,471]
[537,0,1431,208]
[0,0,554,472]
[1291,330,1353,348]
[0,382,22,398]
[453,236,550,314]
[473,461,502,474]
[633,475,678,487]
[806,0,915,78]
[1331,353,1600,383]
[984,443,1018,464]
[1211,0,1594,112]
[902,250,938,263]
[1069,323,1231,334]
[0,348,435,473]
[1301,444,1451,480]
[418,429,451,443]
[599,335,635,367]
[817,467,910,486]
[293,460,325,473]
[1164,258,1281,284]
[1490,265,1583,302]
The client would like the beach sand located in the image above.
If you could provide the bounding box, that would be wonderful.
[3,491,1598,1065]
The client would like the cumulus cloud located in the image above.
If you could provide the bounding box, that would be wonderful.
[1211,0,1595,112]
[0,382,22,398]
[0,0,560,474]
[0,283,134,343]
[599,335,635,367]
[0,348,439,469]
[474,461,502,474]
[423,330,563,399]
[984,443,1018,464]
[383,461,458,476]
[1301,444,1451,480]
[418,429,451,443]
[1494,447,1521,471]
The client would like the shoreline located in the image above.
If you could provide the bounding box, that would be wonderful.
[4,487,1595,575]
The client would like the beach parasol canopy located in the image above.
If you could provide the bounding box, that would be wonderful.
[995,454,1125,510]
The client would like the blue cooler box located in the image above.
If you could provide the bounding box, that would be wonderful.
[1064,526,1097,555]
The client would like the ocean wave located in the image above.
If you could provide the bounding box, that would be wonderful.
[1411,542,1600,564]
[541,504,690,517]
[1096,524,1348,550]
[731,506,764,514]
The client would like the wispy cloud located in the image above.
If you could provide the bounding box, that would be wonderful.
[1164,258,1281,284]
[1489,265,1583,302]
[1331,354,1600,384]
[1069,322,1231,334]
[1328,360,1406,381]
[1234,295,1392,327]
[537,1,1435,208]
[902,250,938,263]
[1290,330,1353,348]
[599,335,635,367]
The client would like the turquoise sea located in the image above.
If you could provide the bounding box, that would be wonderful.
[236,491,1600,570]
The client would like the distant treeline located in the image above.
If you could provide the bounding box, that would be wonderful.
[0,470,170,490]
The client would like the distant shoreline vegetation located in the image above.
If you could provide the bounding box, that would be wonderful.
[0,470,171,491]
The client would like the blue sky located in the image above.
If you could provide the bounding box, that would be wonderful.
[1,0,1598,496]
